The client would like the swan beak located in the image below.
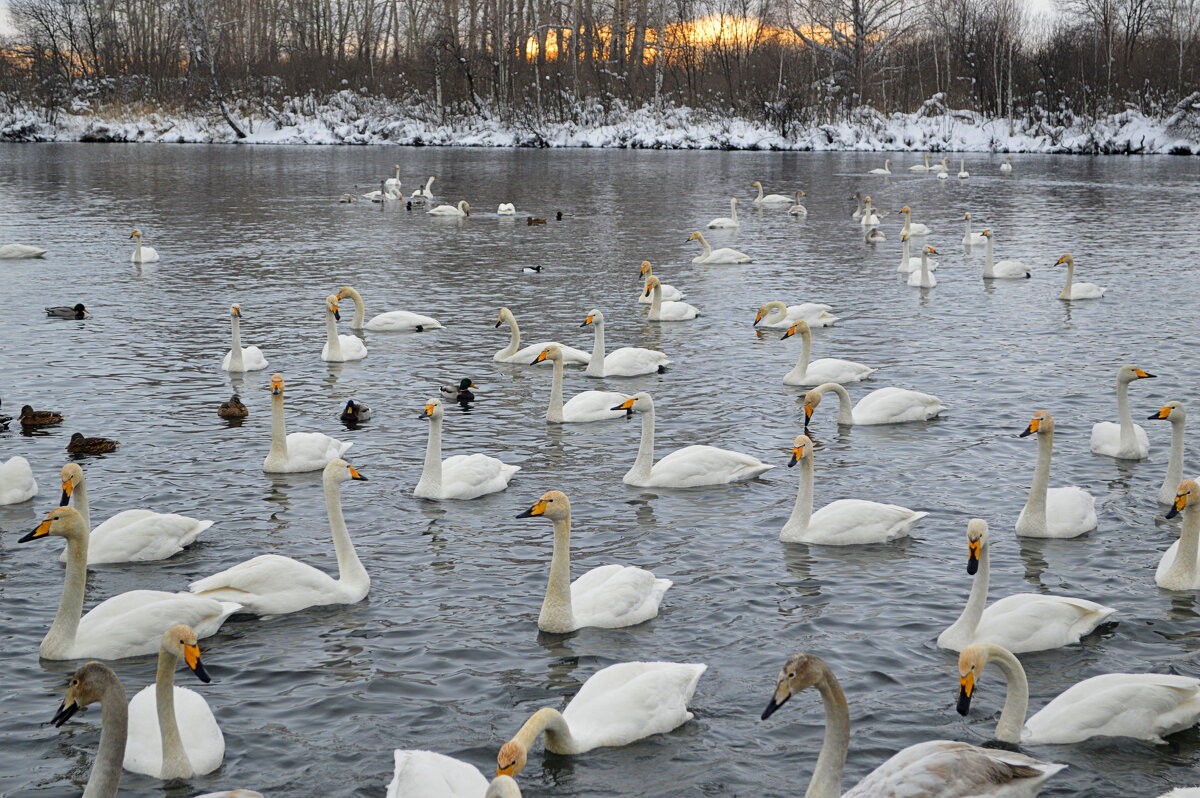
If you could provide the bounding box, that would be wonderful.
[1150,406,1173,420]
[420,404,435,419]
[611,397,636,412]
[129,231,137,239]
[1167,492,1188,519]
[60,479,74,506]
[51,698,80,728]
[494,318,503,328]
[331,303,341,321]
[1019,418,1039,437]
[516,499,548,518]
[184,643,212,683]
[496,762,517,778]
[753,311,765,326]
[580,315,594,327]
[1134,369,1156,379]
[19,518,52,543]
[761,685,791,720]
[643,284,652,297]
[956,672,975,715]
[232,306,241,317]
[534,349,550,364]
[349,466,367,481]
[787,447,804,467]
[270,378,283,395]
[781,325,797,340]
[803,403,814,428]
[967,539,981,575]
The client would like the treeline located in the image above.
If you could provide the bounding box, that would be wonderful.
[2,0,1198,136]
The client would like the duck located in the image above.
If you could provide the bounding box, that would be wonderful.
[18,506,240,659]
[340,399,372,423]
[68,433,120,454]
[1157,479,1200,590]
[781,435,925,544]
[958,159,970,178]
[495,661,706,776]
[521,265,543,274]
[937,519,1115,653]
[961,213,986,247]
[415,398,519,500]
[124,625,223,778]
[516,490,671,632]
[493,307,591,364]
[555,211,563,220]
[59,463,213,564]
[613,392,773,487]
[410,175,436,202]
[581,309,670,377]
[1091,365,1155,459]
[803,382,944,428]
[688,231,750,263]
[980,230,1031,278]
[0,243,47,258]
[637,261,684,303]
[780,321,874,385]
[957,642,1200,744]
[0,456,37,504]
[762,651,1065,797]
[751,180,791,204]
[1000,155,1013,173]
[428,200,470,216]
[45,303,89,319]
[526,217,547,225]
[788,191,808,215]
[386,750,507,798]
[440,378,477,403]
[896,233,936,273]
[707,197,740,228]
[909,153,932,172]
[754,299,838,329]
[1016,411,1098,538]
[221,304,269,371]
[868,159,892,175]
[497,203,516,215]
[899,205,932,236]
[130,230,159,263]
[321,295,368,362]
[337,285,443,332]
[48,662,130,798]
[218,394,248,418]
[338,193,355,203]
[190,459,370,614]
[263,374,353,473]
[1055,253,1105,299]
[905,245,938,287]
[20,404,63,426]
[1149,402,1188,504]
[535,345,630,423]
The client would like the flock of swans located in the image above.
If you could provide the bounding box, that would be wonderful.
[2,153,1198,798]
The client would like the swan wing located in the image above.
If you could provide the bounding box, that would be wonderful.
[322,334,368,361]
[853,387,945,424]
[0,456,37,504]
[74,510,213,564]
[272,432,353,472]
[189,554,352,615]
[440,454,520,500]
[1026,673,1200,744]
[993,259,1031,278]
[125,685,224,776]
[1156,539,1200,589]
[1043,486,1098,537]
[706,248,751,263]
[798,499,925,545]
[386,750,489,798]
[792,358,875,386]
[0,243,48,258]
[562,391,631,422]
[603,347,670,377]
[974,592,1116,653]
[560,662,706,752]
[571,565,672,629]
[365,311,444,331]
[1069,282,1106,299]
[906,269,938,287]
[845,739,1065,798]
[654,301,700,321]
[1090,421,1149,458]
[646,444,773,487]
[75,590,240,658]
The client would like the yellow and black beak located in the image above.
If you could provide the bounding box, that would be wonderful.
[534,349,551,364]
[60,480,74,507]
[611,397,636,412]
[494,317,503,328]
[18,518,53,543]
[51,698,80,727]
[270,379,283,395]
[643,284,652,297]
[956,672,975,715]
[781,325,798,340]
[183,643,212,683]
[1149,406,1173,420]
[788,447,804,468]
[1167,491,1188,520]
[1134,369,1156,379]
[1019,417,1040,438]
[349,466,367,481]
[803,403,814,429]
[419,404,436,419]
[331,302,340,321]
[967,538,981,575]
[496,762,517,778]
[232,306,241,317]
[753,311,765,327]
[580,315,595,327]
[761,685,792,720]
[516,499,548,519]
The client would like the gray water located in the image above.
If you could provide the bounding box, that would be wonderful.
[1,144,1200,797]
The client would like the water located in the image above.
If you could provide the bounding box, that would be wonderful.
[2,144,1199,797]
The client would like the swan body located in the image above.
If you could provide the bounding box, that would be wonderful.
[0,243,47,258]
[688,231,750,263]
[1015,411,1098,538]
[582,309,669,377]
[804,382,944,427]
[707,197,740,228]
[615,392,772,487]
[781,321,874,385]
[321,295,368,361]
[980,230,1031,278]
[909,154,932,172]
[906,245,939,287]
[415,398,519,499]
[931,156,951,174]
[221,304,269,371]
[899,206,931,237]
[938,520,1114,653]
[643,276,699,321]
[1150,402,1187,504]
[1090,365,1155,459]
[410,176,436,202]
[637,261,684,303]
[384,164,402,192]
[130,231,159,263]
[338,286,443,332]
[864,226,886,243]
[961,213,987,247]
[1157,480,1200,590]
[937,169,949,180]
[364,181,402,202]
[262,374,352,473]
[386,750,489,798]
[0,456,37,504]
[788,191,808,215]
[958,159,970,178]
[897,233,937,273]
[497,203,516,215]
[869,159,892,175]
[494,307,590,364]
[536,346,630,423]
[857,195,883,227]
[1055,253,1105,299]
[755,299,838,329]
[428,200,470,216]
[1000,156,1013,173]
[751,180,791,204]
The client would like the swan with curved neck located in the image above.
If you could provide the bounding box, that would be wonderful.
[493,307,591,364]
[643,276,699,321]
[515,490,671,632]
[707,198,740,228]
[222,304,269,371]
[1055,253,1106,299]
[581,309,669,377]
[761,652,1064,798]
[415,398,520,499]
[979,230,1031,278]
[910,153,932,172]
[751,180,790,204]
[803,382,944,428]
[50,662,129,798]
[1015,410,1098,538]
[687,231,750,264]
[1091,365,1155,459]
[321,295,368,361]
[337,286,443,332]
[869,159,891,175]
[263,373,352,472]
[755,300,838,329]
[638,261,684,304]
[1150,402,1188,504]
[780,321,874,385]
[427,200,470,216]
[906,244,938,287]
[535,345,629,423]
[1158,479,1200,590]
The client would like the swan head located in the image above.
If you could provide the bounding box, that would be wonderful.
[925,246,939,255]
[419,398,445,420]
[900,205,911,215]
[802,389,824,427]
[534,345,563,364]
[516,489,569,520]
[270,374,285,396]
[337,286,361,302]
[761,652,828,720]
[495,307,514,328]
[325,295,341,320]
[580,309,603,327]
[18,505,87,544]
[230,303,241,317]
[1149,401,1185,423]
[780,320,810,341]
[496,740,527,778]
[461,201,471,215]
[130,230,141,239]
[1167,479,1199,519]
[324,457,367,485]
[51,662,117,728]
[965,518,988,575]
[980,229,992,238]
[611,391,651,414]
[956,643,999,715]
[751,181,762,188]
[643,275,661,297]
[1117,365,1156,383]
[60,463,84,506]
[1054,253,1074,266]
[788,435,813,467]
[162,624,211,683]
[963,213,971,220]
[863,195,872,203]
[639,260,653,277]
[1019,409,1053,438]
[752,302,780,326]
[901,233,908,242]
[687,232,702,242]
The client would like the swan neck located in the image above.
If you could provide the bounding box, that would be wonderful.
[418,414,443,494]
[829,384,854,424]
[629,402,657,482]
[586,321,606,377]
[155,647,193,778]
[539,516,574,631]
[229,314,244,369]
[1116,376,1135,448]
[547,355,565,423]
[500,314,520,357]
[46,531,87,655]
[806,664,850,798]
[730,198,739,223]
[326,474,367,584]
[699,234,712,257]
[325,308,342,358]
[786,455,814,532]
[949,537,990,639]
[756,183,765,202]
[1165,417,1186,496]
[269,389,288,460]
[988,646,1030,744]
[1024,429,1052,526]
[794,327,812,378]
[513,707,576,755]
[1169,504,1200,585]
[71,476,92,531]
[984,235,994,276]
[650,283,663,318]
[1059,258,1075,299]
[83,671,128,798]
[919,248,931,282]
[901,235,910,265]
[345,287,365,329]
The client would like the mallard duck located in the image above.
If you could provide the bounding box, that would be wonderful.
[0,398,12,425]
[340,399,372,423]
[440,378,477,403]
[67,433,120,454]
[45,304,89,319]
[218,394,248,418]
[20,405,63,426]
[527,217,547,225]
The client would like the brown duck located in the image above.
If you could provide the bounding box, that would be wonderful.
[526,216,547,225]
[20,405,64,426]
[218,394,248,418]
[67,433,120,454]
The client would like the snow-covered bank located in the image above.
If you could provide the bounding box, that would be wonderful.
[2,91,1198,154]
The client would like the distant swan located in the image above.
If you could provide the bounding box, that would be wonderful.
[958,159,970,178]
[869,159,892,175]
[906,244,939,287]
[321,295,368,362]
[581,309,669,377]
[494,307,590,364]
[498,203,516,215]
[961,213,986,247]
[410,175,436,202]
[338,285,442,332]
[221,304,269,372]
[1015,410,1097,538]
[644,276,699,321]
[130,230,159,263]
[1000,155,1013,173]
[909,154,932,172]
[781,321,874,385]
[688,231,750,263]
[535,345,629,423]
[754,299,837,329]
[707,198,740,229]
[263,373,352,473]
[751,181,791,204]
[788,191,808,215]
[0,243,47,258]
[1055,253,1105,299]
[428,200,470,216]
[638,261,684,304]
[899,205,931,236]
[980,230,1030,279]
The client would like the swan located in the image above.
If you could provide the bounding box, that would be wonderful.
[1149,402,1187,504]
[937,519,1115,653]
[221,304,269,372]
[980,230,1031,278]
[321,295,368,362]
[124,625,223,778]
[130,231,159,263]
[803,382,944,428]
[415,398,519,499]
[18,506,240,660]
[497,203,516,215]
[898,205,931,237]
[384,164,402,192]
[1015,411,1098,538]
[337,285,442,332]
[858,195,882,227]
[707,197,740,229]
[781,321,874,385]
[637,261,685,303]
[751,180,791,204]
[614,392,773,487]
[493,307,590,364]
[644,276,700,321]
[0,243,47,258]
[516,490,671,632]
[50,661,129,798]
[906,244,939,287]
[263,373,352,473]
[864,225,886,243]
[788,191,808,215]
[410,176,436,202]
[909,154,932,172]
[1091,365,1155,459]
[961,213,986,247]
[958,159,970,178]
[937,169,949,180]
[957,642,1200,744]
[781,435,925,544]
[1055,253,1105,299]
[535,345,629,423]
[869,159,892,175]
[688,231,750,263]
[190,459,370,614]
[386,750,498,798]
[495,661,706,777]
[1000,155,1013,173]
[755,299,838,329]
[1157,479,1200,590]
[364,180,402,202]
[931,156,950,174]
[59,463,212,564]
[428,200,470,216]
[762,651,1065,797]
[897,233,937,273]
[582,309,669,377]
[850,193,866,220]
[0,456,37,504]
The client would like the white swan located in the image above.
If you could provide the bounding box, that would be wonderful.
[495,661,706,777]
[788,191,808,215]
[124,624,223,778]
[1000,155,1013,173]
[364,181,402,202]
[190,459,370,614]
[410,175,436,202]
[979,230,1031,278]
[1055,253,1106,299]
[262,373,352,473]
[644,276,699,321]
[516,490,671,632]
[763,651,1065,797]
[130,230,159,263]
[803,382,944,427]
[1015,411,1098,538]
[497,203,516,215]
[18,507,240,660]
[958,159,970,178]
[899,205,931,237]
[905,244,939,287]
[50,662,129,798]
[614,392,773,487]
[864,225,886,243]
[751,180,791,204]
[781,435,925,544]
[937,519,1114,653]
[384,164,402,192]
[338,285,443,332]
[221,304,269,371]
[1150,402,1187,504]
[850,193,866,220]
[493,307,590,364]
[0,243,47,258]
[321,295,368,362]
[961,213,986,247]
[909,154,932,172]
[582,309,669,377]
[858,195,882,227]
[0,455,36,504]
[930,156,950,174]
[869,159,892,175]
[781,321,874,385]
[59,463,212,564]
[415,398,519,499]
[1091,365,1155,459]
[755,299,838,329]
[428,200,470,216]
[1157,479,1200,590]
[637,261,684,303]
[688,231,750,263]
[386,750,494,798]
[937,168,949,180]
[707,197,740,229]
[897,233,937,273]
[535,345,629,423]
[958,642,1200,744]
